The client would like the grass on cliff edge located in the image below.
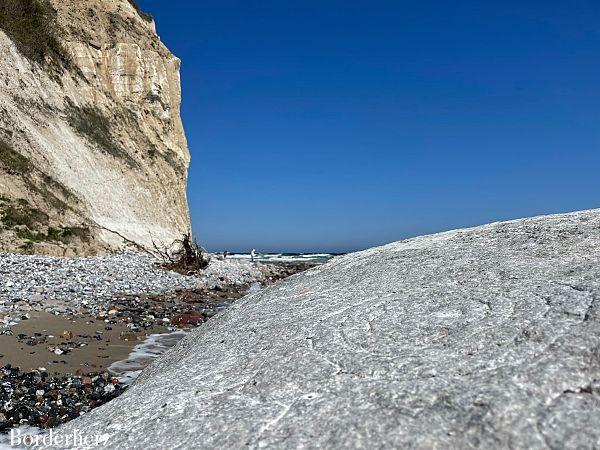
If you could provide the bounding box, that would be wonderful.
[0,0,69,67]
[126,0,153,23]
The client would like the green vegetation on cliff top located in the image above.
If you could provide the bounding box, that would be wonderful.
[0,0,69,67]
[126,0,153,23]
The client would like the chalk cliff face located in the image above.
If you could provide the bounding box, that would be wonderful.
[0,0,190,255]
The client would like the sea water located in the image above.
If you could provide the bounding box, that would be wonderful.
[224,252,339,264]
[108,330,188,385]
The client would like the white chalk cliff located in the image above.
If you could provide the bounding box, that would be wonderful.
[0,0,190,255]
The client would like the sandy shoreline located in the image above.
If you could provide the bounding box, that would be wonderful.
[0,312,143,375]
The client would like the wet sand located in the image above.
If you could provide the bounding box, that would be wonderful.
[0,312,166,375]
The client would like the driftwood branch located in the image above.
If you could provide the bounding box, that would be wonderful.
[85,222,210,273]
[151,232,211,274]
[86,222,154,255]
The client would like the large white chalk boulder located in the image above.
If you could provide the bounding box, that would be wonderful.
[47,209,600,448]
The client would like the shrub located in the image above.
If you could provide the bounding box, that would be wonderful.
[15,226,45,242]
[19,240,34,252]
[1,201,49,230]
[45,226,61,240]
[58,226,91,243]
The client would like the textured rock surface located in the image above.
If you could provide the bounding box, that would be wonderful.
[41,209,600,448]
[0,0,190,255]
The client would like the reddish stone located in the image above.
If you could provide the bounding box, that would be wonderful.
[170,311,206,327]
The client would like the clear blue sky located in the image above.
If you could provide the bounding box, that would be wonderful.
[138,0,600,253]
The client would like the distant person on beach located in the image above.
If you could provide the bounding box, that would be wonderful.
[251,249,256,262]
[223,251,228,260]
